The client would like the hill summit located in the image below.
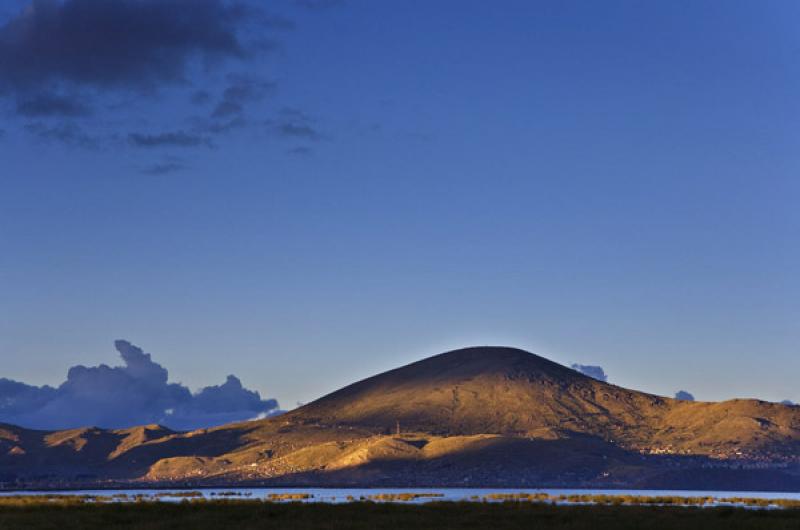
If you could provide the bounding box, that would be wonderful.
[290,346,657,438]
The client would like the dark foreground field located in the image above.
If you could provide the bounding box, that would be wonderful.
[2,501,800,530]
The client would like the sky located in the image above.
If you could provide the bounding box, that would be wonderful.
[1,0,799,429]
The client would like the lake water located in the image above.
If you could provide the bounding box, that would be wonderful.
[2,487,800,505]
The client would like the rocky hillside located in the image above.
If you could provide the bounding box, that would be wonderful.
[2,347,799,490]
[288,347,800,458]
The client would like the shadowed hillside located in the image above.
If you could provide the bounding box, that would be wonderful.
[2,347,800,490]
[288,347,800,458]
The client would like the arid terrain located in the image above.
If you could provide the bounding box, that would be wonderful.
[2,347,800,490]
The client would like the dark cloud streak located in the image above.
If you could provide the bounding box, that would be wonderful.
[211,75,275,119]
[0,1,330,165]
[191,90,212,105]
[128,131,212,148]
[212,100,243,118]
[16,92,90,117]
[287,146,313,156]
[269,108,324,142]
[25,121,100,148]
[279,122,322,140]
[140,161,187,176]
[293,0,345,10]
[0,0,250,93]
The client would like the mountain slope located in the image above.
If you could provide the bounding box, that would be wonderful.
[287,347,800,457]
[286,347,662,441]
[2,346,800,490]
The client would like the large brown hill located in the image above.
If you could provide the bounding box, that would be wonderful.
[2,347,799,490]
[288,347,800,457]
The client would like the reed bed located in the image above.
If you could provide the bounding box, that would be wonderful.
[1,499,800,529]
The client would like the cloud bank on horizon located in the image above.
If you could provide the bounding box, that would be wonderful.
[0,340,281,431]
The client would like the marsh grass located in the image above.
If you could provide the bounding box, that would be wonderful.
[1,500,800,530]
[266,492,313,501]
[3,492,800,508]
[366,493,444,502]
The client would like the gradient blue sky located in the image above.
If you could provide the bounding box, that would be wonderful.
[1,0,798,410]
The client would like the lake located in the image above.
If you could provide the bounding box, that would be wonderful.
[2,487,800,505]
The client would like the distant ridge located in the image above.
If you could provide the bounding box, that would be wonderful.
[2,346,800,490]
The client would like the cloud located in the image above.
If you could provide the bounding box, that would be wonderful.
[269,108,324,141]
[257,13,295,30]
[781,400,796,406]
[0,340,281,431]
[24,121,100,148]
[287,146,313,156]
[191,90,212,106]
[204,116,248,135]
[212,100,243,119]
[222,75,275,104]
[674,390,695,401]
[140,161,187,176]
[0,0,250,94]
[0,0,284,160]
[162,375,281,430]
[128,130,212,148]
[0,379,57,418]
[279,122,322,140]
[0,1,331,166]
[570,364,608,382]
[294,0,345,10]
[163,75,275,139]
[211,75,275,119]
[279,107,313,121]
[193,375,277,414]
[16,92,90,117]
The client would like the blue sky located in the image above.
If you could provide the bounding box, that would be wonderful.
[1,0,798,418]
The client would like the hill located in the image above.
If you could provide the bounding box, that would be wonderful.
[2,347,800,490]
[289,347,800,458]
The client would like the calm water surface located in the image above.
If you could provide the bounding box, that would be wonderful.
[2,488,800,504]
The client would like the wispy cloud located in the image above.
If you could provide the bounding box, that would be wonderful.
[140,161,187,176]
[128,131,212,148]
[16,92,90,117]
[294,0,346,10]
[287,146,313,156]
[25,121,100,149]
[269,107,325,142]
[211,74,275,119]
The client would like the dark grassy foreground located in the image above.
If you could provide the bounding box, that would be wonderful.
[2,501,800,530]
